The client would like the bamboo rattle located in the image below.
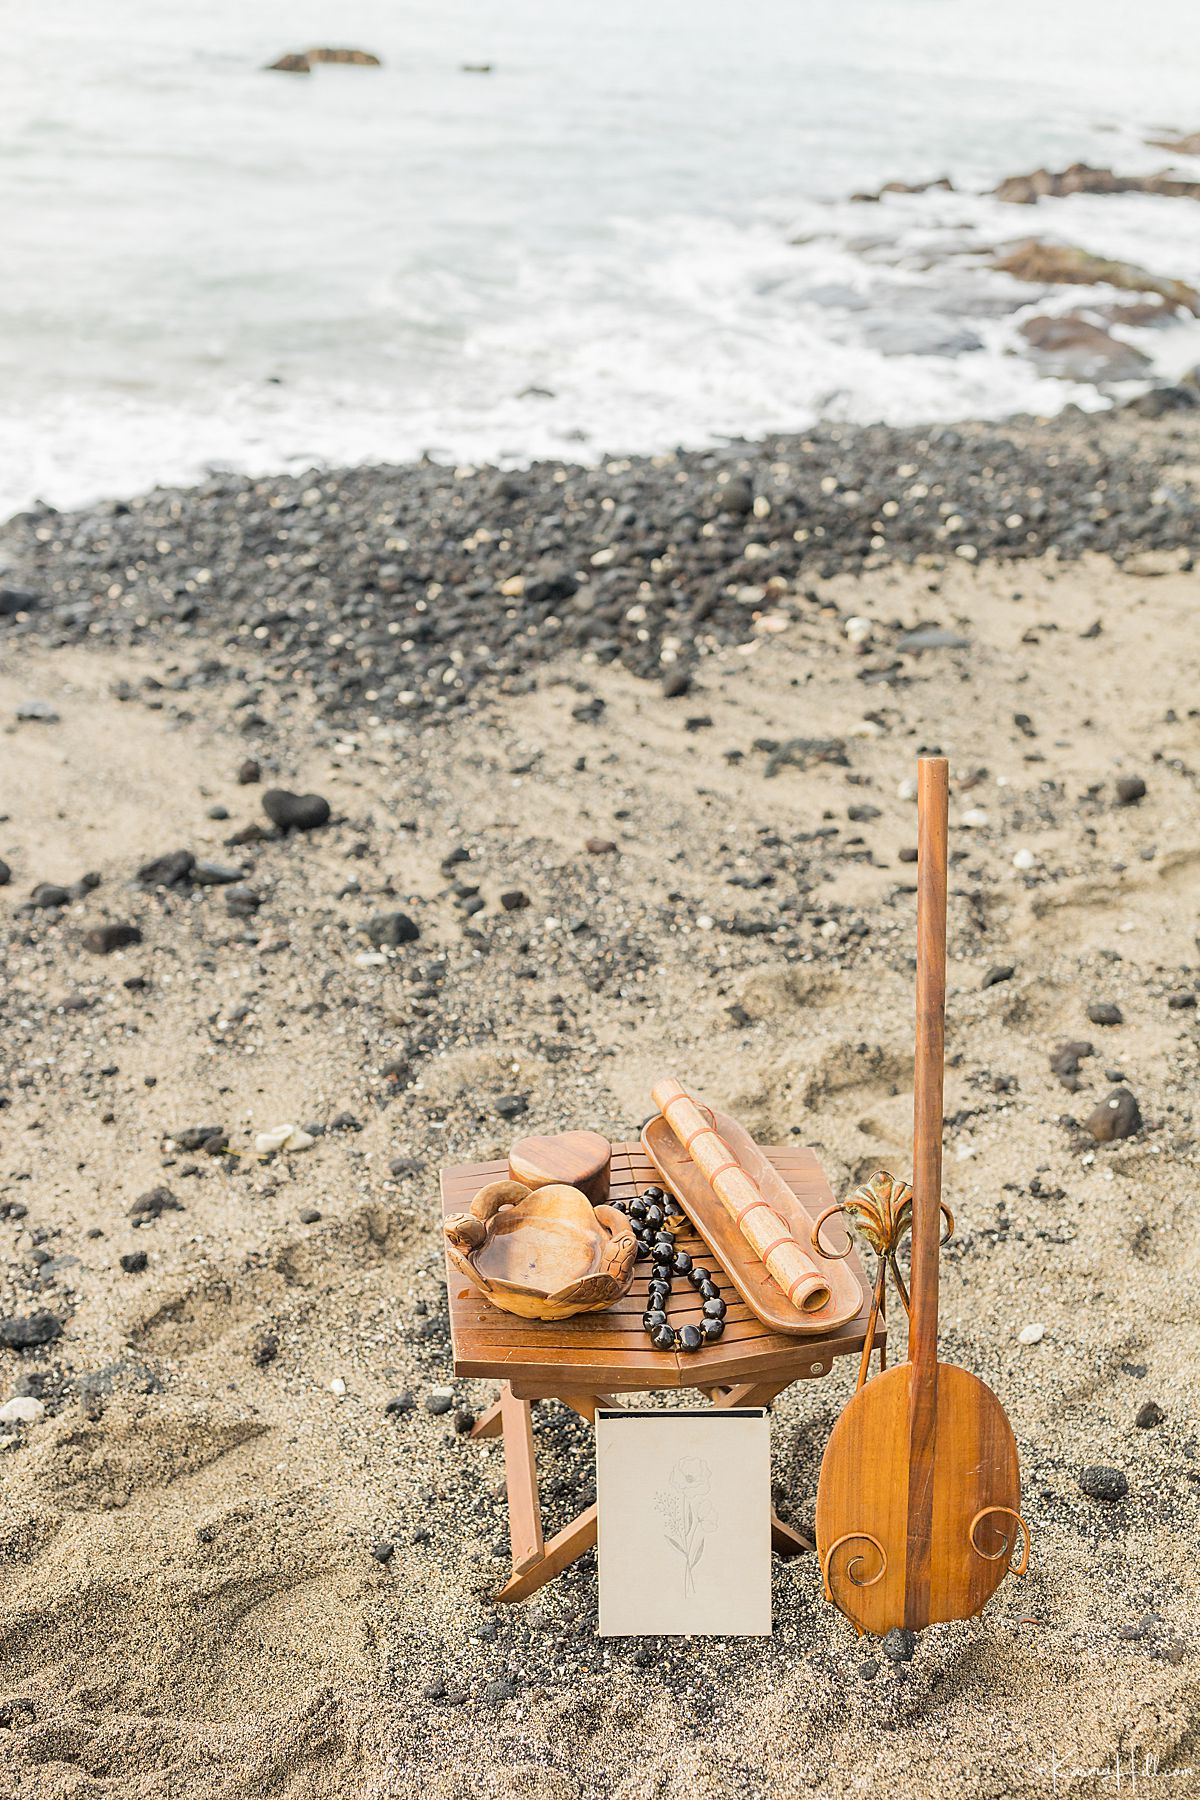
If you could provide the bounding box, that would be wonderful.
[651,1079,832,1313]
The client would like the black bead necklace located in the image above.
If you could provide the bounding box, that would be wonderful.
[607,1184,726,1352]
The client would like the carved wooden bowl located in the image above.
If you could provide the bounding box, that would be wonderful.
[443,1180,637,1320]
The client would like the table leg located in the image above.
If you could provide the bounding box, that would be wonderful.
[497,1505,598,1604]
[500,1384,544,1577]
[771,1510,815,1556]
[714,1380,790,1410]
[561,1393,623,1426]
[470,1395,505,1440]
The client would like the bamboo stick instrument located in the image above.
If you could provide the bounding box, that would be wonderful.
[650,1079,831,1313]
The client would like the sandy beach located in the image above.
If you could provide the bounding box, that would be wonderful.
[1,410,1198,1798]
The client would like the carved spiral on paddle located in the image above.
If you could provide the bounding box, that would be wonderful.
[968,1506,1030,1577]
[820,1532,889,1605]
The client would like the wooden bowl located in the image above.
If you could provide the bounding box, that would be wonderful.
[443,1180,637,1320]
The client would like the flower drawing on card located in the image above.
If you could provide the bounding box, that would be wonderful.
[654,1456,719,1598]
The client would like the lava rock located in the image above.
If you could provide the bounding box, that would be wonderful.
[120,1250,149,1274]
[385,1392,415,1416]
[0,859,10,886]
[225,885,262,916]
[262,789,331,831]
[718,476,755,517]
[0,586,40,616]
[0,1310,64,1350]
[982,964,1015,989]
[425,1388,454,1416]
[882,1627,917,1662]
[371,1541,395,1564]
[499,889,530,912]
[82,922,142,955]
[136,849,195,888]
[30,882,71,909]
[1050,1039,1094,1087]
[494,1093,528,1119]
[1135,1400,1165,1428]
[237,758,261,784]
[129,1186,183,1220]
[171,1125,224,1151]
[1167,990,1196,1010]
[1087,1001,1123,1026]
[1079,1465,1129,1502]
[1115,775,1147,806]
[1085,1087,1142,1142]
[366,911,420,948]
[252,1333,280,1367]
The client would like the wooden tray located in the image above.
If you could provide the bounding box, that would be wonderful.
[641,1112,861,1337]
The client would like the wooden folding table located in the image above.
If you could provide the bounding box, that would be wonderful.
[440,1139,879,1602]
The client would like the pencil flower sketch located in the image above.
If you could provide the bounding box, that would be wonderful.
[654,1455,719,1598]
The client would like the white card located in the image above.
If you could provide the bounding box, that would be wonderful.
[595,1408,771,1636]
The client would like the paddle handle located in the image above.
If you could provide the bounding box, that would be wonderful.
[910,757,948,1374]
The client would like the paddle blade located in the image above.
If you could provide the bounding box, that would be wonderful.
[815,1362,1025,1634]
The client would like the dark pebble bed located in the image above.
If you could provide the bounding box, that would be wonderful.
[1,413,1195,726]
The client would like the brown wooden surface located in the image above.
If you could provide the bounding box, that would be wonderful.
[815,758,1026,1633]
[508,1130,611,1204]
[814,1362,1022,1632]
[442,1143,880,1392]
[641,1115,861,1337]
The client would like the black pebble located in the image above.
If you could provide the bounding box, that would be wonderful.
[643,1186,664,1202]
[652,1242,673,1265]
[367,910,420,948]
[1079,1464,1129,1502]
[882,1627,916,1663]
[703,1297,726,1320]
[635,1242,652,1261]
[82,922,143,955]
[1115,775,1146,806]
[628,1198,648,1221]
[119,1250,148,1274]
[698,1280,719,1302]
[650,1324,676,1351]
[700,1317,725,1342]
[262,788,331,831]
[671,1250,693,1276]
[644,1204,664,1230]
[679,1324,702,1352]
[642,1309,668,1332]
[0,1310,63,1349]
[371,1541,395,1564]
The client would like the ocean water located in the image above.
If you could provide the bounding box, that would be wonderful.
[3,0,1200,516]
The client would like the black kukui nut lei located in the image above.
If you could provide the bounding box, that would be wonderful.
[630,1189,725,1352]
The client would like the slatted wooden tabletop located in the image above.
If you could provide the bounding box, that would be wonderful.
[441,1141,879,1398]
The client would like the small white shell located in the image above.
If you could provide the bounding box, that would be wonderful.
[254,1123,316,1155]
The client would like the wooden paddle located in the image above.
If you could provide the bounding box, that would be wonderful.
[815,756,1028,1633]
